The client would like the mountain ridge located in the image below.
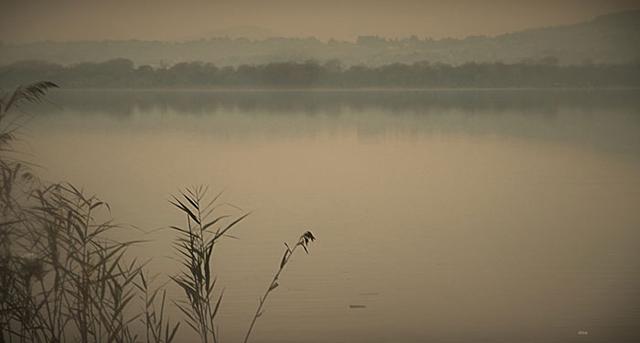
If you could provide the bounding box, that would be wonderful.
[1,9,638,66]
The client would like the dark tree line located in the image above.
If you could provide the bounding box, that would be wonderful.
[1,58,639,88]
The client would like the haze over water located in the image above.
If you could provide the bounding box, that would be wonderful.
[22,89,640,343]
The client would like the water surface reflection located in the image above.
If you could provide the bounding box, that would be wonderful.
[24,90,640,343]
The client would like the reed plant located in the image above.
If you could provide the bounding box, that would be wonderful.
[1,181,146,343]
[243,231,315,343]
[134,271,180,343]
[169,186,249,343]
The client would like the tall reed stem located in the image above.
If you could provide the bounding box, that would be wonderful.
[243,231,315,343]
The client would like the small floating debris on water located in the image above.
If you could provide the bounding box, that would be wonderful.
[577,330,589,336]
[349,305,367,309]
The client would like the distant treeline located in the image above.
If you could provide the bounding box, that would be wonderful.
[1,59,639,88]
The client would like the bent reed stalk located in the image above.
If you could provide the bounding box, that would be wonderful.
[243,231,316,343]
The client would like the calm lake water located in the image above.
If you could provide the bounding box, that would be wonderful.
[23,89,640,343]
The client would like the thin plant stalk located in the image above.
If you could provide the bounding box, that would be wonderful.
[243,231,315,343]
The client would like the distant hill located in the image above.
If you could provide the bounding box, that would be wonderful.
[182,26,280,41]
[1,10,638,66]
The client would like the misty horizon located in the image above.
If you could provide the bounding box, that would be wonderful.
[2,0,640,43]
[2,8,639,69]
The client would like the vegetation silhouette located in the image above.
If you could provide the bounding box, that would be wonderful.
[0,82,315,343]
[1,59,640,89]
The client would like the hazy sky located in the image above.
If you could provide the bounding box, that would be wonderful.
[1,0,639,42]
